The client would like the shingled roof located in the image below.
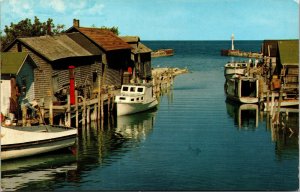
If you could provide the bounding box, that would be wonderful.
[18,33,95,61]
[67,27,132,51]
[1,52,36,75]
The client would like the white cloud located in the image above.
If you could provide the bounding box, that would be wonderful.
[71,1,105,16]
[7,0,35,19]
[48,0,65,13]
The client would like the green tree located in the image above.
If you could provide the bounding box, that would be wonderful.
[91,24,119,36]
[1,16,65,51]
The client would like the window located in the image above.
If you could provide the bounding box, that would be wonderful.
[122,86,129,91]
[131,98,134,101]
[137,87,144,92]
[120,97,126,100]
[130,87,135,92]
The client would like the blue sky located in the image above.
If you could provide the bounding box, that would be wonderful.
[0,0,299,40]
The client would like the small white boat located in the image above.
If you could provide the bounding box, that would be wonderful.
[115,84,158,116]
[225,75,259,104]
[1,125,77,160]
[224,61,248,79]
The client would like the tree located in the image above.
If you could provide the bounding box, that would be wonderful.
[91,24,119,36]
[1,16,65,51]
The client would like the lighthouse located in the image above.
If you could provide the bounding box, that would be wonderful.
[231,33,235,50]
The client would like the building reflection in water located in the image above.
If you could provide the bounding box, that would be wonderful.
[77,108,157,171]
[267,110,299,160]
[225,99,259,129]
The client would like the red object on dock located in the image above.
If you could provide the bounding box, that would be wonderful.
[69,66,75,105]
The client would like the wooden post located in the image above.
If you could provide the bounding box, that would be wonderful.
[87,105,90,124]
[82,97,86,125]
[75,90,79,128]
[107,92,111,117]
[22,105,27,126]
[266,91,270,112]
[97,76,101,120]
[49,100,53,125]
[101,94,104,120]
[39,106,45,124]
[67,95,71,127]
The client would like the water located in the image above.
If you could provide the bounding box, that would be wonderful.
[1,41,298,191]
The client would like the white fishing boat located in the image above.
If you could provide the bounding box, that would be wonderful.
[224,61,248,78]
[225,75,259,104]
[114,83,158,116]
[1,125,77,160]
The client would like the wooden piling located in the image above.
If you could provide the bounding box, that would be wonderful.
[49,100,53,125]
[67,95,71,127]
[75,90,79,128]
[22,106,27,126]
[82,97,86,125]
[87,105,90,124]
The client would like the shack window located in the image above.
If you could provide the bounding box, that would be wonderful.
[130,87,135,92]
[137,87,143,93]
[122,86,129,92]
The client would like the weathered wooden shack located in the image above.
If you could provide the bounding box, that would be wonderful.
[3,33,102,106]
[1,52,37,117]
[276,40,299,98]
[66,19,132,87]
[120,36,153,82]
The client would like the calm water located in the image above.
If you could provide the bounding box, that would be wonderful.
[1,41,299,191]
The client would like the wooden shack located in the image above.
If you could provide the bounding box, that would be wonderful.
[120,36,153,82]
[66,19,132,87]
[3,33,102,106]
[276,40,299,98]
[1,52,37,117]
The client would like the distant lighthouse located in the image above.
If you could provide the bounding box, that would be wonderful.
[231,33,235,50]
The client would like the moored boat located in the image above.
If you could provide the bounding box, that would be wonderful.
[224,61,248,78]
[1,125,77,160]
[225,75,259,104]
[114,83,158,116]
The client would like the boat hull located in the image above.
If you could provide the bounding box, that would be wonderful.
[117,99,158,116]
[1,125,77,160]
[225,76,259,104]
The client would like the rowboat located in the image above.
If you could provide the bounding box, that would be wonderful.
[1,125,77,160]
[114,83,158,116]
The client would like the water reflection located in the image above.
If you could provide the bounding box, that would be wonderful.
[225,100,259,129]
[1,150,77,191]
[115,109,157,140]
[267,111,299,160]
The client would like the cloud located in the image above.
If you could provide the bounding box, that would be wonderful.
[6,0,35,19]
[48,0,66,13]
[71,1,105,16]
[294,0,299,4]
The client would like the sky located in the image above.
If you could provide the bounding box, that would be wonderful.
[0,0,299,40]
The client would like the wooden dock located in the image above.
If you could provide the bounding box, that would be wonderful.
[20,67,188,128]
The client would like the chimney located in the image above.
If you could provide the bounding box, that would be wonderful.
[73,19,80,28]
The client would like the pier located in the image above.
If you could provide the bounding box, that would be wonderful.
[18,67,189,128]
